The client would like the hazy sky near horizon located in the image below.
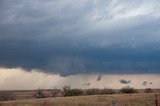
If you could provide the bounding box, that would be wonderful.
[0,68,160,90]
[0,0,160,76]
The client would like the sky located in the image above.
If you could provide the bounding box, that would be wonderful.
[0,0,160,89]
[0,68,160,90]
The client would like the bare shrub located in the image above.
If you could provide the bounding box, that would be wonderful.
[85,88,100,95]
[145,88,153,93]
[62,85,71,97]
[50,89,62,97]
[99,88,116,94]
[35,88,46,98]
[71,89,83,96]
[0,92,15,101]
[62,85,83,96]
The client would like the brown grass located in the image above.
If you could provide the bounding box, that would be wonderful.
[0,93,159,106]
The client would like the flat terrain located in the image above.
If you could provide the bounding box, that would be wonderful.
[0,93,159,106]
[0,89,160,100]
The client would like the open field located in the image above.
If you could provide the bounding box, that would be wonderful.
[1,89,160,100]
[0,93,159,106]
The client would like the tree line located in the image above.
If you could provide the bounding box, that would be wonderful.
[0,86,153,101]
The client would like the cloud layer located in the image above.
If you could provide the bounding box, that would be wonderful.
[0,0,160,75]
[0,68,160,90]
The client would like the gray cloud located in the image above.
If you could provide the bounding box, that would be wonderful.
[119,79,131,84]
[0,0,160,76]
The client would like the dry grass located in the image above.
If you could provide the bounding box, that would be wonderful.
[0,93,159,106]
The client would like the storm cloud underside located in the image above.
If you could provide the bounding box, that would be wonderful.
[0,0,160,76]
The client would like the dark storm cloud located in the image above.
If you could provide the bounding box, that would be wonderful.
[0,0,160,76]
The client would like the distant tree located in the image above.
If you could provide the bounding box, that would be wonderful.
[120,86,137,94]
[85,88,100,95]
[71,89,83,96]
[62,85,83,96]
[100,88,116,94]
[62,85,71,96]
[50,89,62,97]
[145,88,153,93]
[0,92,15,101]
[35,88,46,98]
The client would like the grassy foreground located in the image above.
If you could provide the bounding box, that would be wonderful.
[0,93,159,106]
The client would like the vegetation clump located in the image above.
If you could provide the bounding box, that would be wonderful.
[50,89,62,97]
[63,85,83,96]
[120,86,137,94]
[85,88,100,95]
[145,88,153,93]
[100,88,116,94]
[0,92,15,101]
[35,88,46,98]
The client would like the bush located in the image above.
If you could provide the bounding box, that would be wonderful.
[63,85,71,96]
[71,89,83,96]
[35,88,46,98]
[85,88,100,95]
[100,88,116,94]
[62,85,83,96]
[50,89,62,97]
[0,92,15,101]
[120,86,137,94]
[145,88,153,93]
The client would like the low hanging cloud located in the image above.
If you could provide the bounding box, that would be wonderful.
[143,81,153,86]
[97,75,102,81]
[0,0,160,75]
[0,68,160,90]
[119,79,131,84]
